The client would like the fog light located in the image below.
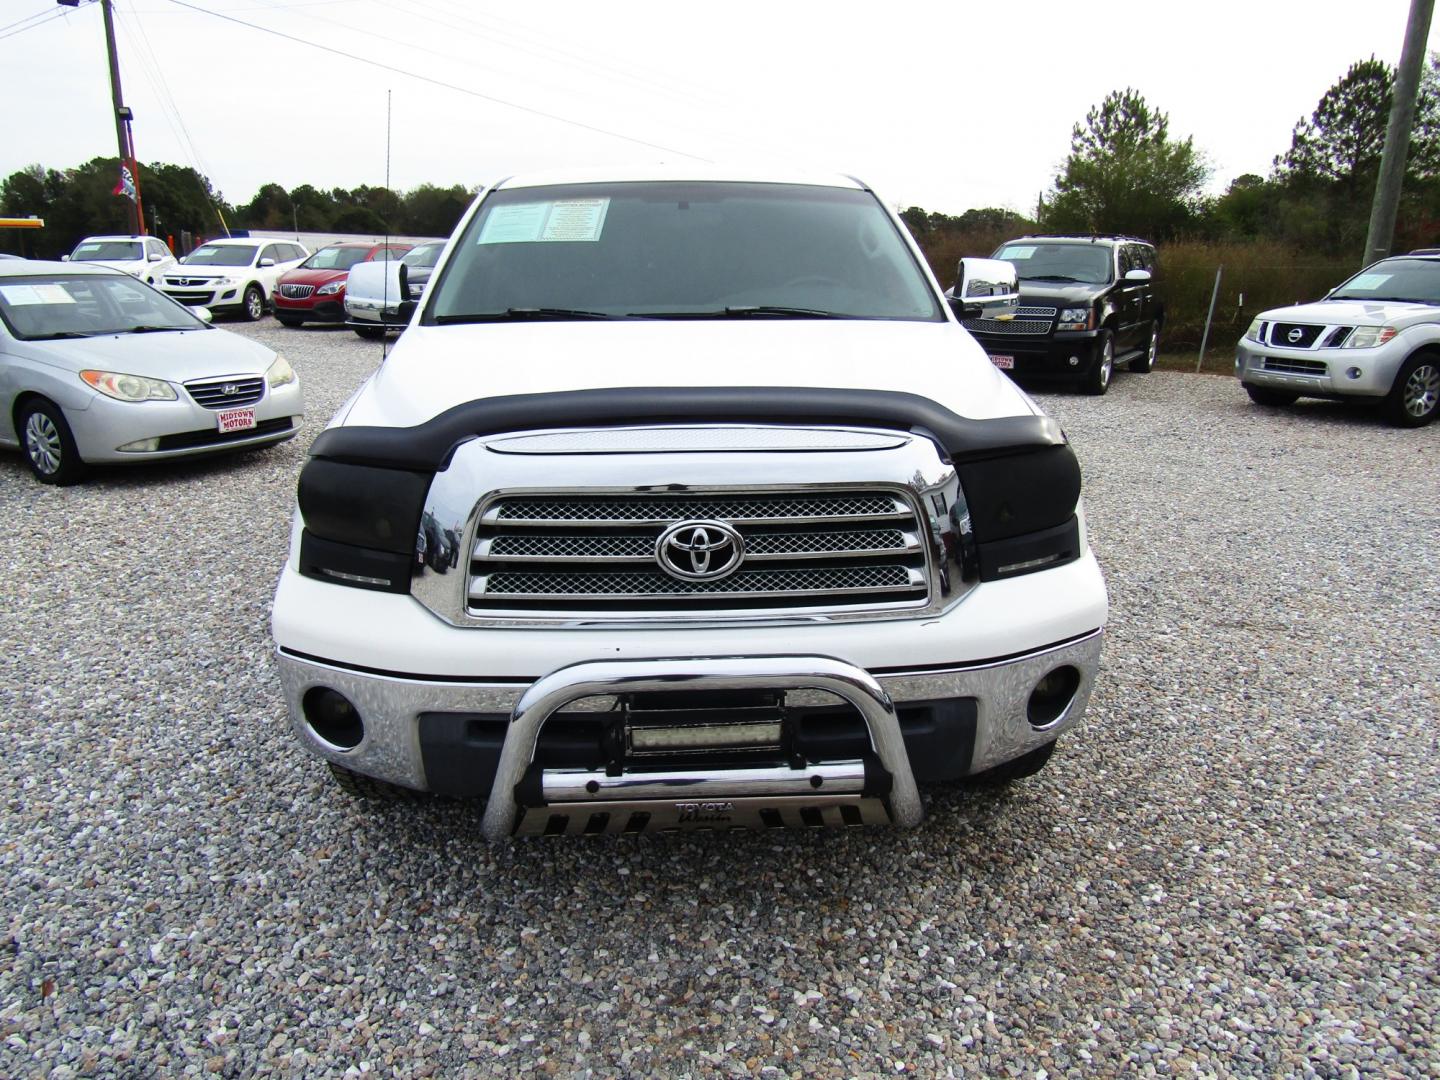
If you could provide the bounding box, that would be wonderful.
[116,437,161,452]
[1027,666,1080,727]
[303,687,364,749]
[1068,356,1079,367]
[1346,367,1362,380]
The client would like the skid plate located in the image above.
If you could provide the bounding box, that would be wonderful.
[514,794,893,836]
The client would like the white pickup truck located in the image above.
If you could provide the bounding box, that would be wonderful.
[270,168,1108,839]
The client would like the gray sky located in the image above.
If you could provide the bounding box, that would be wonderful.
[3,0,1437,216]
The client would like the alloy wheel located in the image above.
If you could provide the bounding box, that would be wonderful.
[24,411,62,475]
[1099,338,1113,389]
[1403,362,1440,418]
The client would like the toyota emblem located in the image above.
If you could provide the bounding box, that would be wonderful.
[655,520,744,581]
[1287,328,1303,343]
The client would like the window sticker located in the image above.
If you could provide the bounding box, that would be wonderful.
[1347,273,1391,290]
[477,198,610,244]
[998,245,1036,260]
[0,283,76,306]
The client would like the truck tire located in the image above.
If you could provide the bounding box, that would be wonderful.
[1382,352,1440,427]
[1128,321,1159,373]
[327,761,426,802]
[1081,330,1113,395]
[354,326,387,341]
[965,740,1057,787]
[1244,384,1299,407]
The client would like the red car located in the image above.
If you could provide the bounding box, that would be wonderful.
[271,242,410,326]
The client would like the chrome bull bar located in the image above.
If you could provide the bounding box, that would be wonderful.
[480,655,925,841]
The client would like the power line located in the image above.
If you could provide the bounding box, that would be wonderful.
[160,0,711,162]
[0,6,69,41]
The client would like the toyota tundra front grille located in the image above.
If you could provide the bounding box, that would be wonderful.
[184,375,265,408]
[469,490,931,615]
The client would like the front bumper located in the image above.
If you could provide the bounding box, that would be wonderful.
[272,293,346,322]
[159,283,245,310]
[275,626,1103,834]
[344,297,407,327]
[967,329,1104,380]
[67,380,304,463]
[1235,338,1402,398]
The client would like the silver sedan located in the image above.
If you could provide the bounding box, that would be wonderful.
[0,260,303,484]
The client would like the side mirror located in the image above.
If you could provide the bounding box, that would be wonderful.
[258,257,275,268]
[397,299,418,322]
[950,257,1019,320]
[60,254,70,262]
[148,252,164,262]
[194,306,214,324]
[1124,268,1152,283]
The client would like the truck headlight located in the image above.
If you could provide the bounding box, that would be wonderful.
[1244,317,1267,343]
[266,354,297,388]
[1343,325,1397,349]
[1057,307,1092,331]
[79,369,178,402]
[317,280,345,296]
[297,460,431,592]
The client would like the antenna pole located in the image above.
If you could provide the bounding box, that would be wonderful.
[381,88,392,359]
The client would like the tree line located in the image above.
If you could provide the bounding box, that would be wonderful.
[2,55,1437,264]
[904,55,1440,278]
[0,159,475,259]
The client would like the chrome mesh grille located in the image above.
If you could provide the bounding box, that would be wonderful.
[960,318,1052,335]
[184,375,264,409]
[470,490,930,614]
[280,283,315,299]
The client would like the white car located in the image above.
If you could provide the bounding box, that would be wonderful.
[158,237,309,321]
[272,168,1108,839]
[65,234,177,284]
[0,260,303,484]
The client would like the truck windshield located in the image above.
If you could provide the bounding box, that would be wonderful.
[1329,258,1440,304]
[993,242,1113,285]
[427,182,942,322]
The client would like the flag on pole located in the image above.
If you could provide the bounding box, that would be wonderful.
[113,162,137,203]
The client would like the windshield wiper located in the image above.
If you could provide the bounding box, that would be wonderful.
[30,330,96,340]
[124,324,191,334]
[1331,294,1428,303]
[1020,274,1087,283]
[433,307,617,324]
[629,306,848,319]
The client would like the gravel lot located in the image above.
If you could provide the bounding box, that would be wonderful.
[1,320,1437,1078]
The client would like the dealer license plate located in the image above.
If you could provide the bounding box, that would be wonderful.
[989,354,1015,370]
[217,407,256,433]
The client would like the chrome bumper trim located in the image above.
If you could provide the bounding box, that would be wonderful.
[540,759,866,801]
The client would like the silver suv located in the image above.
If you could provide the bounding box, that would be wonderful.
[1235,253,1440,427]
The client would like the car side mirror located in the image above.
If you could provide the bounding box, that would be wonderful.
[194,306,214,324]
[1124,268,1152,283]
[148,252,164,262]
[397,299,417,322]
[397,261,409,298]
[949,257,1019,320]
[259,257,275,268]
[60,254,69,262]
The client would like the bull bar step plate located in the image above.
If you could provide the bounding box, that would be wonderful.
[516,794,893,836]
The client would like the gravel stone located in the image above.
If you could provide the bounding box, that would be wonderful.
[1,323,1437,1077]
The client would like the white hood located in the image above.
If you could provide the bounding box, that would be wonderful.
[340,319,1034,428]
[1264,297,1440,328]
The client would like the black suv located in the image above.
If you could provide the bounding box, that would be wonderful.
[961,235,1163,394]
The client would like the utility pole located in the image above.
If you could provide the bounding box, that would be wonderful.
[60,0,145,235]
[1362,0,1434,266]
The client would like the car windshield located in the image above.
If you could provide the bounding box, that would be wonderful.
[1328,258,1440,304]
[182,243,256,267]
[993,242,1113,284]
[303,246,370,271]
[427,181,942,322]
[0,273,206,340]
[71,241,143,262]
[402,242,444,268]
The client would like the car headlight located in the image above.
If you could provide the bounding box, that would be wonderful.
[317,280,345,296]
[1244,317,1267,343]
[80,369,178,402]
[1057,307,1092,330]
[216,277,237,287]
[1343,325,1397,349]
[266,354,297,388]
